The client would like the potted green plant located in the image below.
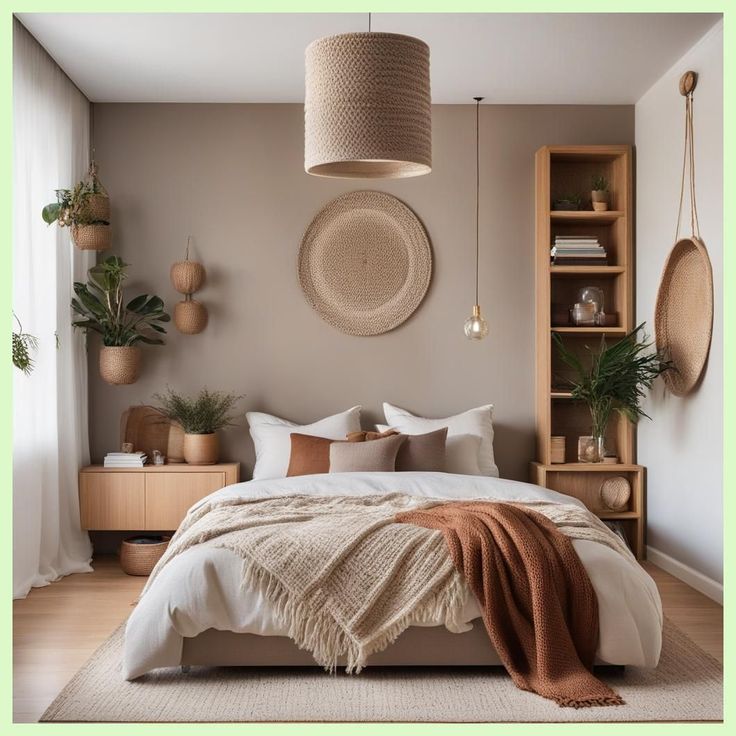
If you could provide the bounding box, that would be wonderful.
[553,325,671,462]
[551,193,583,211]
[591,175,609,212]
[42,164,111,251]
[71,256,170,385]
[152,388,243,465]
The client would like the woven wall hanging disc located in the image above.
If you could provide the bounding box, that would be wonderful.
[304,33,431,179]
[654,71,714,396]
[655,236,713,395]
[299,191,432,336]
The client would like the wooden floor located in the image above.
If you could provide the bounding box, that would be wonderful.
[12,557,723,723]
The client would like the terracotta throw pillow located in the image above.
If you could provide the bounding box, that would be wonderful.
[350,427,448,472]
[329,433,407,473]
[286,433,334,477]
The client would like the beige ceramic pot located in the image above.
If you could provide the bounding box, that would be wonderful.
[591,189,609,211]
[183,432,219,465]
[99,346,141,385]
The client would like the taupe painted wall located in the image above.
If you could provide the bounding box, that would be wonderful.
[90,103,633,482]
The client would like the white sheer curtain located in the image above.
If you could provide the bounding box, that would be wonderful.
[13,18,94,598]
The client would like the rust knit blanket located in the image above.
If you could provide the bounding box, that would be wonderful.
[396,501,624,708]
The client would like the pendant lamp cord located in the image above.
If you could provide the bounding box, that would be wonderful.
[675,89,701,241]
[474,97,482,305]
[368,12,372,32]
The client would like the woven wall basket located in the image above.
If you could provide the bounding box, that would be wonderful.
[299,191,432,336]
[655,236,713,396]
[72,224,111,251]
[304,32,431,179]
[170,260,206,295]
[84,193,110,223]
[99,346,141,385]
[174,299,208,334]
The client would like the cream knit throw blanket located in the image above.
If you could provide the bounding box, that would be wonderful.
[142,493,634,672]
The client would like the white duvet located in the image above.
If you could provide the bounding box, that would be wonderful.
[124,472,663,680]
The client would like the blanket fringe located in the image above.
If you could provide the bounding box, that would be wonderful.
[237,555,467,673]
[554,695,626,709]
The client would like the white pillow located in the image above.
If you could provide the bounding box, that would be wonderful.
[247,407,361,480]
[381,402,498,477]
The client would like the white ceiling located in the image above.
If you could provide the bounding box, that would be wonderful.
[17,12,721,104]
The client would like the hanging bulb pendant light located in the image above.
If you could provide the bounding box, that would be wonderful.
[464,97,489,340]
[304,13,431,179]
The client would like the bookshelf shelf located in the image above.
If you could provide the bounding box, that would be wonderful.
[532,145,644,559]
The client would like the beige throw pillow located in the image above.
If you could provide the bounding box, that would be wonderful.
[329,433,407,473]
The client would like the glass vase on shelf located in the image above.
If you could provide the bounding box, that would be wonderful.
[577,435,606,463]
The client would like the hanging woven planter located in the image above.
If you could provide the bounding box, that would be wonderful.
[174,299,208,334]
[72,223,111,251]
[171,260,206,295]
[99,346,142,385]
[84,192,111,223]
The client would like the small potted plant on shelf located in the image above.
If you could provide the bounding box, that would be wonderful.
[591,175,609,212]
[71,256,170,385]
[42,163,111,251]
[152,388,243,465]
[551,193,583,211]
[553,324,671,463]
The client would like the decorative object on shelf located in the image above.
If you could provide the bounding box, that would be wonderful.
[304,13,430,179]
[299,190,431,336]
[42,161,111,251]
[655,71,713,397]
[599,476,631,511]
[570,302,597,327]
[152,388,243,465]
[551,194,582,211]
[104,450,146,468]
[151,450,166,466]
[12,313,38,375]
[121,442,134,453]
[598,312,619,328]
[550,436,566,464]
[578,285,606,326]
[591,175,609,211]
[171,237,208,335]
[120,535,171,576]
[554,324,672,463]
[551,234,607,265]
[120,405,185,463]
[463,97,489,341]
[71,256,170,385]
[602,454,619,465]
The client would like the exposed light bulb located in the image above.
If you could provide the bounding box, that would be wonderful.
[464,304,489,340]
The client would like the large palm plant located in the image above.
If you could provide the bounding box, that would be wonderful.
[553,324,671,440]
[71,256,170,346]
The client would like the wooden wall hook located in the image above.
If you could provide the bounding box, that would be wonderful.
[679,71,698,96]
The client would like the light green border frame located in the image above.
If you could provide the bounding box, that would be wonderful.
[1,1,731,734]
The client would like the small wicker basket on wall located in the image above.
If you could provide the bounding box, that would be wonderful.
[120,536,171,576]
[99,346,141,385]
[73,223,111,251]
[171,237,208,334]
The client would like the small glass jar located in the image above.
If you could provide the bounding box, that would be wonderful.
[152,450,166,466]
[570,302,596,326]
[578,435,606,463]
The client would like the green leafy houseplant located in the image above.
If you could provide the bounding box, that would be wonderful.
[153,388,244,465]
[591,175,609,192]
[42,179,108,227]
[552,193,583,211]
[553,324,671,458]
[12,314,38,375]
[71,256,169,347]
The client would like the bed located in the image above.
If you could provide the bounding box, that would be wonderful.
[123,471,663,680]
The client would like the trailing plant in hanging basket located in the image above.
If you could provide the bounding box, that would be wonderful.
[42,163,112,251]
[71,256,170,385]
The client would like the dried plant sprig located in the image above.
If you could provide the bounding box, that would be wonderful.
[153,388,244,435]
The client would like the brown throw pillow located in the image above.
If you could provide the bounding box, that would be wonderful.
[345,429,399,442]
[286,433,334,477]
[329,433,407,473]
[394,427,448,472]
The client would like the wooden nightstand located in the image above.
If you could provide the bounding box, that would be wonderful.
[79,463,240,531]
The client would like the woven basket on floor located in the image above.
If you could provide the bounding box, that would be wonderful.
[120,536,171,576]
[174,299,208,334]
[170,260,206,295]
[72,223,111,251]
[654,236,713,396]
[99,346,141,385]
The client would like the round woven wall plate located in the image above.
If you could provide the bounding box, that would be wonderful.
[298,191,432,336]
[655,236,713,396]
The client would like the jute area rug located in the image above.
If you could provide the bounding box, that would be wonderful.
[41,618,722,723]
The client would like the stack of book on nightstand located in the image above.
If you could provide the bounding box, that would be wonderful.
[550,235,608,265]
[103,451,147,468]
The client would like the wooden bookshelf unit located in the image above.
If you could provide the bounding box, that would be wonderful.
[531,144,645,559]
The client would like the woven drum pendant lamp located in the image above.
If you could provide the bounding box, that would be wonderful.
[304,15,431,179]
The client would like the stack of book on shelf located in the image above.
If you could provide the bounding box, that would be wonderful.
[550,235,608,265]
[103,451,147,468]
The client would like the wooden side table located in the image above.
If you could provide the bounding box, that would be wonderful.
[79,463,240,531]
